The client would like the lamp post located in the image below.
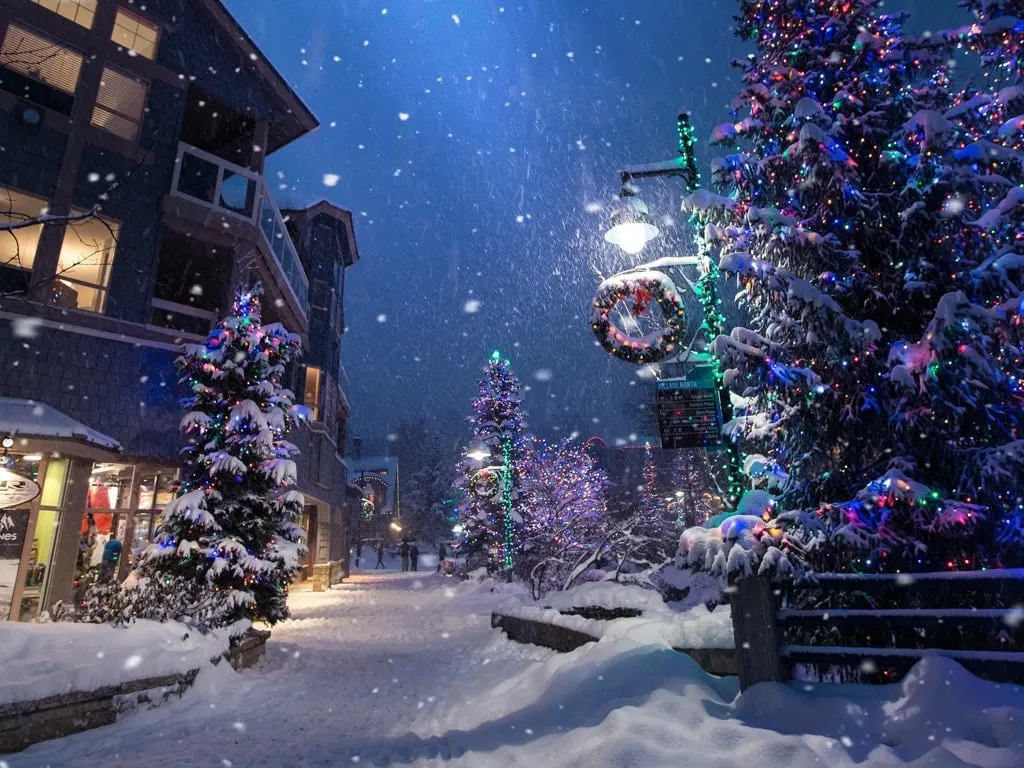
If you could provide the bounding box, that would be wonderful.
[601,111,744,510]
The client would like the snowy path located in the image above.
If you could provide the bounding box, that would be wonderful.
[11,571,1024,768]
[12,571,548,768]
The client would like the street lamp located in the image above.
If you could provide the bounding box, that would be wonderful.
[596,110,745,510]
[465,440,491,463]
[604,196,659,255]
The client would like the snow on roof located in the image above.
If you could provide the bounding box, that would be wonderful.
[0,398,121,451]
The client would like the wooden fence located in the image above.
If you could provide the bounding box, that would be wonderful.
[730,569,1024,690]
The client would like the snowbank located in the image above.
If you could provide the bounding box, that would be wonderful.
[0,620,230,706]
[428,637,1024,768]
[541,582,674,615]
[501,602,734,650]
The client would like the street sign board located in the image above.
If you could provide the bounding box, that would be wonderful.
[655,366,724,450]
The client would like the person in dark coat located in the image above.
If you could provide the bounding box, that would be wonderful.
[99,537,122,582]
[399,539,410,572]
[375,539,386,569]
[410,541,420,572]
[436,542,447,573]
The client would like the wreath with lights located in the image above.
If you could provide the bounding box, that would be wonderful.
[590,270,686,364]
[468,468,502,500]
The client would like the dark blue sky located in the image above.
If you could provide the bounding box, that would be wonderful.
[224,0,964,449]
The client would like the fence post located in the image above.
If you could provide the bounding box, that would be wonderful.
[729,574,785,690]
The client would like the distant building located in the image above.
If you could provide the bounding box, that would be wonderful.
[349,438,400,556]
[0,0,359,619]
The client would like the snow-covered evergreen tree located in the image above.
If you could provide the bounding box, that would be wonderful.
[517,439,609,597]
[455,352,531,574]
[678,0,1022,577]
[136,284,307,632]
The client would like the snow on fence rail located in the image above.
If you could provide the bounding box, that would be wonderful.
[730,570,1024,691]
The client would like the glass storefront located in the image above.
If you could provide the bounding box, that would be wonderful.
[1,454,180,621]
[2,453,69,621]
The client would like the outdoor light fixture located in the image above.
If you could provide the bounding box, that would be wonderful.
[452,524,464,534]
[1,437,13,450]
[465,440,490,463]
[604,195,660,255]
[390,521,402,532]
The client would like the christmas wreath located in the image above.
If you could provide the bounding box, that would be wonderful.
[590,270,686,364]
[468,468,502,500]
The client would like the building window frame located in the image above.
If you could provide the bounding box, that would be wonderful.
[0,23,84,95]
[304,365,322,422]
[30,0,98,29]
[91,65,148,141]
[110,7,160,61]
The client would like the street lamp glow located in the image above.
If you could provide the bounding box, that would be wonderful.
[605,196,659,255]
[466,439,491,462]
[390,521,403,532]
[452,524,464,534]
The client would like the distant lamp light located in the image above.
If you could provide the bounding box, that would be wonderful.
[605,196,659,255]
[466,439,490,463]
[389,521,402,532]
[1,437,13,450]
[453,524,464,534]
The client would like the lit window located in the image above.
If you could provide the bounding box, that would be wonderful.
[111,9,159,60]
[91,67,147,140]
[0,187,49,272]
[0,24,83,94]
[304,366,322,421]
[53,213,119,313]
[30,0,97,29]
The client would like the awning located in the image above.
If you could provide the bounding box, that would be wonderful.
[0,398,122,452]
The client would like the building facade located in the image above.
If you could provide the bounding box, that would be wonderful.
[0,0,359,620]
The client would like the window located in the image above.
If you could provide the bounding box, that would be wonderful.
[0,188,48,272]
[304,366,322,421]
[91,67,147,140]
[53,213,119,313]
[31,0,97,29]
[111,9,160,60]
[0,24,83,94]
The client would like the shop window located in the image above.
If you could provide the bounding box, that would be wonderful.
[0,188,49,274]
[53,213,119,313]
[0,25,83,94]
[111,8,160,60]
[304,366,322,421]
[136,469,177,510]
[30,0,97,29]
[91,67,147,141]
[17,456,67,621]
[87,463,133,509]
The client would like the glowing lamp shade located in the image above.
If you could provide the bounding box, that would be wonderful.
[466,439,491,462]
[604,197,659,255]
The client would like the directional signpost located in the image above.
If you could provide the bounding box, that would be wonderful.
[655,365,724,451]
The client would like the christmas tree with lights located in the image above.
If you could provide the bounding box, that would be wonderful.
[517,439,609,597]
[456,351,531,575]
[677,0,1023,578]
[137,284,307,632]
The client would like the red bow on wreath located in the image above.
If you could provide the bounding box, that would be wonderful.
[632,286,653,317]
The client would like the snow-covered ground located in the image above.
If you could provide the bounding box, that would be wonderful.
[0,620,229,706]
[7,570,1024,768]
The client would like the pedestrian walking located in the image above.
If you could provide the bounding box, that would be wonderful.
[436,542,447,573]
[399,539,410,572]
[410,541,419,572]
[375,539,386,569]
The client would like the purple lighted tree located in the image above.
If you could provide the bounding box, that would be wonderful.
[517,439,609,597]
[456,351,531,574]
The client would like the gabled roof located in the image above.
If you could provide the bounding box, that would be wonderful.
[284,200,361,267]
[197,0,319,152]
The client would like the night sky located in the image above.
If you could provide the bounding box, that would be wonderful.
[223,0,964,450]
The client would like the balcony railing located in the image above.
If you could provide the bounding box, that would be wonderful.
[168,142,310,320]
